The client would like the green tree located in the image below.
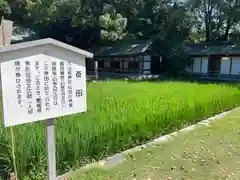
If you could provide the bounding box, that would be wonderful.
[99,4,127,42]
[3,0,194,50]
[0,0,11,17]
[187,0,240,41]
[152,2,193,74]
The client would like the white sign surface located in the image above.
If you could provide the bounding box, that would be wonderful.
[1,55,86,127]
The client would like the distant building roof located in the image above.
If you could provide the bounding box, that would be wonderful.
[89,40,155,57]
[186,41,240,56]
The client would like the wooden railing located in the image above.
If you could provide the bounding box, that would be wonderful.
[178,70,240,80]
[178,70,218,77]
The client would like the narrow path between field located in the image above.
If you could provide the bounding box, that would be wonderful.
[69,107,240,180]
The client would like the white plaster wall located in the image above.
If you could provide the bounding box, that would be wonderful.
[220,57,230,74]
[144,55,151,61]
[143,55,151,74]
[143,61,151,70]
[231,57,240,75]
[193,57,201,73]
[201,57,208,73]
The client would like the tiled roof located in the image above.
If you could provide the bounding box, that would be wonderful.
[186,41,240,56]
[89,40,153,56]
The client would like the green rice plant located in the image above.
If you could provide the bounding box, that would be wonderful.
[0,80,240,179]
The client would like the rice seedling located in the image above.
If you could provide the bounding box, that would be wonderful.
[0,80,240,179]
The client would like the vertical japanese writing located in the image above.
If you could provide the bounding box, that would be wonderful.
[15,61,22,107]
[44,61,50,112]
[75,70,83,98]
[76,71,82,78]
[25,61,33,114]
[67,62,73,108]
[76,89,83,97]
[35,61,41,113]
[52,61,58,106]
[25,61,32,99]
[60,61,65,107]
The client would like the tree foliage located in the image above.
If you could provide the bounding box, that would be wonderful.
[99,4,127,42]
[187,0,240,41]
[0,0,11,17]
[2,0,240,73]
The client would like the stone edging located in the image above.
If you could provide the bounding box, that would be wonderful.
[57,109,233,179]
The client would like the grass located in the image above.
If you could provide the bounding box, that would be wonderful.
[71,107,240,180]
[0,80,240,179]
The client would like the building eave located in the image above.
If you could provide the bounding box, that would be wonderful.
[0,38,93,58]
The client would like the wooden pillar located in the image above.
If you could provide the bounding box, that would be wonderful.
[230,57,232,75]
[133,56,138,74]
[94,60,98,80]
[121,57,124,72]
[192,57,194,73]
[0,18,13,47]
[200,57,203,74]
[111,57,113,72]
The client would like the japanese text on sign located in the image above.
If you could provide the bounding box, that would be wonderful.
[52,62,58,106]
[36,61,42,113]
[15,61,22,106]
[68,62,73,108]
[60,61,65,108]
[1,56,86,127]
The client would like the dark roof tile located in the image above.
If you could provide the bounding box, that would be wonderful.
[89,40,152,57]
[186,42,240,56]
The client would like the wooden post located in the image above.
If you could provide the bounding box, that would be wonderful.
[0,17,3,46]
[0,17,13,47]
[121,57,124,72]
[45,119,56,180]
[1,17,16,180]
[94,60,98,80]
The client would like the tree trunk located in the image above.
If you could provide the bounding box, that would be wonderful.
[223,19,232,41]
[205,15,211,42]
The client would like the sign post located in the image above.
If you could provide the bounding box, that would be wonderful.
[45,118,56,180]
[0,38,93,180]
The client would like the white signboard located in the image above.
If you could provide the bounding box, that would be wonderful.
[1,55,86,127]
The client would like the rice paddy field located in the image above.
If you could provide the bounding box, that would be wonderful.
[1,80,240,179]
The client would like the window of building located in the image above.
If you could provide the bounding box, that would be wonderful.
[128,61,139,70]
[111,61,120,69]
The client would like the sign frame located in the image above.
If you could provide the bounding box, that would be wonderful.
[0,38,93,180]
